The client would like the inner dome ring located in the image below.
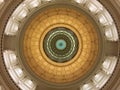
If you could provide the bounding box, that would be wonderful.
[22,7,99,84]
[43,27,79,63]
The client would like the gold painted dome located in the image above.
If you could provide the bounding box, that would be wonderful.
[23,7,99,83]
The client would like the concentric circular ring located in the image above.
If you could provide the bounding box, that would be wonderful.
[23,7,99,83]
[43,27,79,63]
[2,0,119,89]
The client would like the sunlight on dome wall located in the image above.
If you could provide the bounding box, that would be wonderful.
[102,57,117,74]
[4,18,19,35]
[75,0,86,4]
[24,0,41,8]
[3,51,36,90]
[12,4,29,20]
[0,0,4,10]
[87,0,103,13]
[0,85,4,90]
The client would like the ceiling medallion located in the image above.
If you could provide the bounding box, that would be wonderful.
[43,27,79,63]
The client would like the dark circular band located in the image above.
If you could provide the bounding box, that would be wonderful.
[43,27,79,63]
